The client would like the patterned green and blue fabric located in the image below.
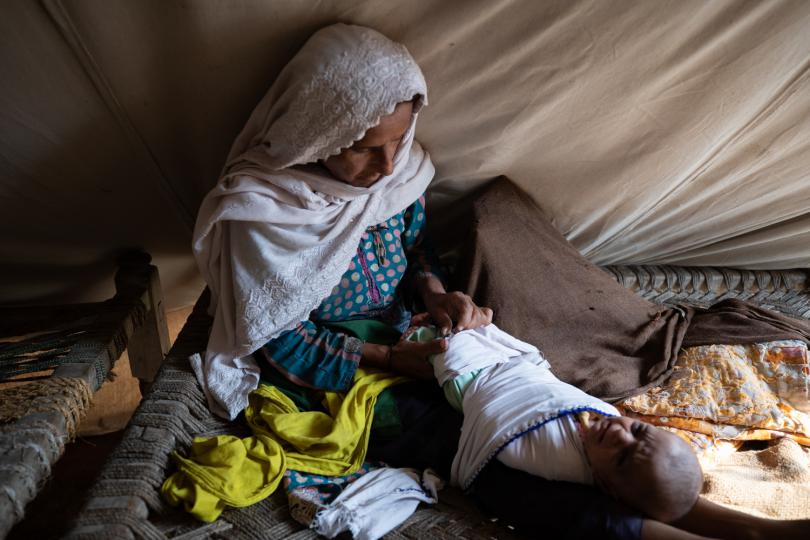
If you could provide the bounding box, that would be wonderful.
[256,194,443,394]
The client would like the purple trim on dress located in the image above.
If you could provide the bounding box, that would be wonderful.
[357,246,382,305]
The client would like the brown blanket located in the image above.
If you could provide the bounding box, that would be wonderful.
[686,298,810,347]
[454,177,810,401]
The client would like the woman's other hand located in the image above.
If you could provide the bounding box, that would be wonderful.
[389,338,447,379]
[361,335,446,379]
[409,311,433,327]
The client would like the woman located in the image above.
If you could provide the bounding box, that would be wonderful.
[192,23,490,422]
[187,21,497,534]
[189,23,805,540]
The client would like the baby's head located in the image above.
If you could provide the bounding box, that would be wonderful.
[582,415,702,522]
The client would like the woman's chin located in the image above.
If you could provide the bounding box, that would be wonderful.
[348,174,382,187]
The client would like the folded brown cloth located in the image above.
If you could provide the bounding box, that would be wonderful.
[454,177,810,401]
[686,298,810,347]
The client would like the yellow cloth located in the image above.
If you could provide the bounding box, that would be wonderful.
[161,368,406,522]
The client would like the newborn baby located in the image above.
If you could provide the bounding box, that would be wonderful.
[407,324,703,523]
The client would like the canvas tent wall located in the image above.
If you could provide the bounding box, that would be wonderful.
[2,0,810,310]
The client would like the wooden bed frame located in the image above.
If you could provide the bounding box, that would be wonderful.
[0,253,169,538]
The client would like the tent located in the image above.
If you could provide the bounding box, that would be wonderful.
[3,0,809,311]
[2,0,810,538]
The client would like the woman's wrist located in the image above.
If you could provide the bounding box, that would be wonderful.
[418,272,446,307]
[384,345,394,371]
[360,343,394,370]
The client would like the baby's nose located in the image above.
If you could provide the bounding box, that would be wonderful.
[606,423,635,446]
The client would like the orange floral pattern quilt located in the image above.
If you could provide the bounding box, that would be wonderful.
[618,340,810,462]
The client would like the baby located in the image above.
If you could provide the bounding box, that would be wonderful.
[406,323,703,523]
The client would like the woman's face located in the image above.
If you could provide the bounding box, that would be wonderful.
[323,101,414,188]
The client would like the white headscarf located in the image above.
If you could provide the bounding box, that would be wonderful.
[191,24,435,419]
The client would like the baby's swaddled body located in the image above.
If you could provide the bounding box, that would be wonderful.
[408,325,619,488]
[497,406,593,484]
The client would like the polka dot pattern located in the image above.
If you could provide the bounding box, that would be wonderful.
[311,195,431,322]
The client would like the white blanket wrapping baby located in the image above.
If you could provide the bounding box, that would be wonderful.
[421,325,619,489]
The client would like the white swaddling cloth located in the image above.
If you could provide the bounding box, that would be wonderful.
[429,324,545,385]
[427,324,619,489]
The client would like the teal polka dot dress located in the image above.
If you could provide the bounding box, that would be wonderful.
[255,193,444,393]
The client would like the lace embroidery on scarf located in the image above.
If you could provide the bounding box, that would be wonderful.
[266,28,426,168]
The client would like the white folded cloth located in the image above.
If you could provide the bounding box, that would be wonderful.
[313,467,442,540]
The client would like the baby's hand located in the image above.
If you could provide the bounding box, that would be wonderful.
[410,312,433,327]
[400,312,433,341]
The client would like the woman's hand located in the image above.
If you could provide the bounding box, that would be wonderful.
[424,291,493,336]
[416,273,493,336]
[361,325,447,379]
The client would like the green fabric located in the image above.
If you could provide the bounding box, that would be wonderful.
[324,319,402,343]
[406,325,481,412]
[162,368,407,522]
[366,387,401,438]
[259,363,320,411]
[442,370,481,412]
[258,318,404,433]
[325,319,403,434]
[405,325,441,342]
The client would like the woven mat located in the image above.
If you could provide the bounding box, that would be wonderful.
[0,377,92,439]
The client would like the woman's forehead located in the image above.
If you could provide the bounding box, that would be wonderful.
[355,102,413,147]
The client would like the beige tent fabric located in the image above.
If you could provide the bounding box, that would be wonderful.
[1,0,810,309]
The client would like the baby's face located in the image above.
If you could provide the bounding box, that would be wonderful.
[582,415,702,521]
[582,416,677,497]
